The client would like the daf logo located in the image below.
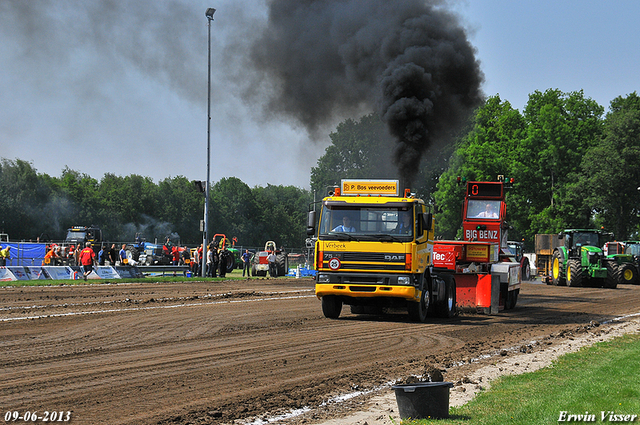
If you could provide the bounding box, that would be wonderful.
[385,254,405,261]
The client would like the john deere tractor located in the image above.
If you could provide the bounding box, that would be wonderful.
[604,241,639,285]
[550,229,616,288]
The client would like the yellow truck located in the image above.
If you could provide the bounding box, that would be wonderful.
[307,179,456,322]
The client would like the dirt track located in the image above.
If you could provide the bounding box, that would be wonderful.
[1,278,640,424]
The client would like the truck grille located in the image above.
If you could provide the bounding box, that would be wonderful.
[321,251,406,272]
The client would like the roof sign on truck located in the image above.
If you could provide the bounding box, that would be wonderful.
[341,179,400,196]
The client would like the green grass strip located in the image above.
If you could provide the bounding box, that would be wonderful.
[399,333,640,425]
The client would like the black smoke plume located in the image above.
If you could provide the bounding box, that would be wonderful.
[249,0,484,187]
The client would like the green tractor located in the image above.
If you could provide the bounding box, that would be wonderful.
[604,241,639,285]
[550,229,616,288]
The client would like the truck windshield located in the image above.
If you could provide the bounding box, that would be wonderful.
[467,200,500,219]
[319,205,413,238]
[66,231,87,240]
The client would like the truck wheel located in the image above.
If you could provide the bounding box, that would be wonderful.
[408,283,429,323]
[322,296,342,319]
[435,274,456,318]
[551,250,566,286]
[506,288,520,309]
[566,259,583,287]
[617,264,637,284]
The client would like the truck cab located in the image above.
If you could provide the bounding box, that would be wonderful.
[308,179,454,322]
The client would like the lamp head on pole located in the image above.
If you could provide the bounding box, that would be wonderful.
[205,8,216,20]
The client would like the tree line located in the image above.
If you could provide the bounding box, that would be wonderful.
[4,89,640,251]
[0,163,312,249]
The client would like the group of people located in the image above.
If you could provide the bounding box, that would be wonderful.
[189,241,232,278]
[41,243,121,267]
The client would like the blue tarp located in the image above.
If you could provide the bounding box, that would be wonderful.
[0,242,47,266]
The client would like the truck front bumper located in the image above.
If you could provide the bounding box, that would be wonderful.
[315,272,419,301]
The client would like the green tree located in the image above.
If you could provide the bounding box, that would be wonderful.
[310,113,396,195]
[519,89,604,235]
[208,177,260,247]
[156,176,204,244]
[581,92,640,239]
[434,95,525,239]
[253,184,311,248]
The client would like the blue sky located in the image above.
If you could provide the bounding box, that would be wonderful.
[457,0,639,111]
[0,1,638,189]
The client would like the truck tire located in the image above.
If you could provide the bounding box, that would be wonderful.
[566,259,583,287]
[616,263,637,284]
[408,279,430,323]
[322,296,342,319]
[506,288,519,309]
[551,250,566,286]
[435,274,456,318]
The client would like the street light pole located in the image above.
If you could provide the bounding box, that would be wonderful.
[203,7,216,277]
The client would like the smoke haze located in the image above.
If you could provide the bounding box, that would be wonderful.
[248,0,484,186]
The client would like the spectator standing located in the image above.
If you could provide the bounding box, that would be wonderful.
[172,246,180,266]
[119,244,127,265]
[206,246,214,277]
[98,246,106,266]
[267,251,276,278]
[109,244,117,266]
[242,250,251,278]
[79,242,97,281]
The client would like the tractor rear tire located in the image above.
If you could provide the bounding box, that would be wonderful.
[275,253,288,277]
[321,296,342,319]
[225,252,235,274]
[125,246,140,262]
[566,259,583,287]
[604,260,619,288]
[551,250,566,286]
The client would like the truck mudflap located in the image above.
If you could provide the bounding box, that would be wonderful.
[315,283,419,301]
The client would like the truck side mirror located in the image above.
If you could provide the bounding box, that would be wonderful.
[420,212,432,231]
[307,211,316,236]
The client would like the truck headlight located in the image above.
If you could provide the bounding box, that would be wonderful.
[397,276,410,285]
[318,274,330,283]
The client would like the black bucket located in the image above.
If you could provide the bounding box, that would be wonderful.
[392,381,454,419]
